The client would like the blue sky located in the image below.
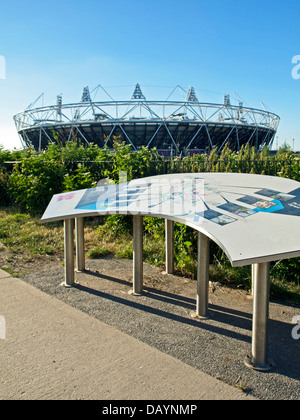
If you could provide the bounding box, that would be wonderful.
[0,0,299,150]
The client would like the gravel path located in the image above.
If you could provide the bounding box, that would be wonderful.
[22,257,300,400]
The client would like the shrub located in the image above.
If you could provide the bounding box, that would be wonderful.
[272,259,300,286]
[0,168,11,206]
[9,155,64,214]
[63,165,97,191]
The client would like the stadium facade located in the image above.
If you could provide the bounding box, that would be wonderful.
[13,84,280,155]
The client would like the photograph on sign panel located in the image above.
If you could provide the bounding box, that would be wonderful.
[237,195,277,209]
[217,202,257,218]
[255,189,295,202]
[202,209,237,226]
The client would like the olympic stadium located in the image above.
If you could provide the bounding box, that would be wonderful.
[13,84,280,155]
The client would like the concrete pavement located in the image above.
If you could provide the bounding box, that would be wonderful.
[0,269,255,400]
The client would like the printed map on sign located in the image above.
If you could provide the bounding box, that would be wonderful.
[75,176,207,218]
[72,174,300,227]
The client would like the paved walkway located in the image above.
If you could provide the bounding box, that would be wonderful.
[0,269,255,400]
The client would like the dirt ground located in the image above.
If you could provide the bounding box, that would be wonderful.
[0,242,64,277]
[14,254,300,400]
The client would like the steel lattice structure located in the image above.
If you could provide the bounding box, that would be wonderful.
[13,84,280,155]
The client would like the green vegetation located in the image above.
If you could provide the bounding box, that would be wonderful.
[0,139,300,304]
[0,139,162,213]
[0,211,62,256]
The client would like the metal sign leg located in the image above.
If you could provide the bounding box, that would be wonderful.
[63,218,75,287]
[244,262,273,371]
[165,219,174,274]
[132,215,143,295]
[75,217,85,272]
[195,232,210,319]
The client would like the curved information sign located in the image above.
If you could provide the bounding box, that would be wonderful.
[42,172,300,370]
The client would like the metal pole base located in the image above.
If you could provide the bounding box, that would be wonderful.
[128,289,143,297]
[60,281,72,288]
[190,311,210,321]
[244,356,274,372]
[60,280,79,288]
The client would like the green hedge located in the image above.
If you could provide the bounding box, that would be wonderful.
[0,139,162,214]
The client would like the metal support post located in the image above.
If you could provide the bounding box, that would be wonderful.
[195,232,210,319]
[75,217,85,272]
[132,215,143,295]
[165,219,174,274]
[245,262,273,371]
[63,218,75,287]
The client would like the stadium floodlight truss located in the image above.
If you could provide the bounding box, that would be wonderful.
[13,84,280,155]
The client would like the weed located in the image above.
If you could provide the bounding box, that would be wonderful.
[87,246,111,259]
